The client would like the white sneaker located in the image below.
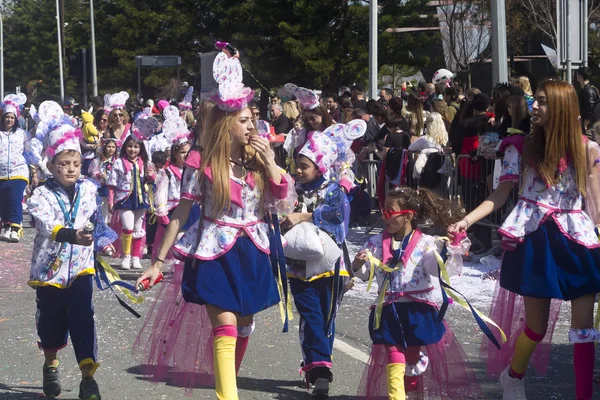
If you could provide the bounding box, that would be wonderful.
[8,230,20,243]
[131,257,143,269]
[121,255,132,270]
[499,366,527,400]
[1,227,10,241]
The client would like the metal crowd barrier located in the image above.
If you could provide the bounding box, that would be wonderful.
[357,150,520,238]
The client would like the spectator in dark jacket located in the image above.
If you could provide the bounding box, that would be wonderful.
[454,92,493,250]
[324,93,342,122]
[269,103,291,134]
[577,66,599,130]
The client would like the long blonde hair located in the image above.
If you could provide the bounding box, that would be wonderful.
[522,80,587,195]
[195,100,216,149]
[518,76,533,96]
[200,107,266,217]
[425,112,448,147]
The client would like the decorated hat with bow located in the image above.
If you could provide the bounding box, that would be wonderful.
[38,100,82,159]
[178,86,194,110]
[284,83,319,110]
[163,105,191,144]
[105,91,129,111]
[212,42,253,112]
[131,112,158,142]
[2,93,27,118]
[298,131,339,174]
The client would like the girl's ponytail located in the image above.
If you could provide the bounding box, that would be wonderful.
[416,188,464,228]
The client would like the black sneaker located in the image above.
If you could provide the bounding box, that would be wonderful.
[312,377,329,399]
[79,377,101,400]
[42,363,61,398]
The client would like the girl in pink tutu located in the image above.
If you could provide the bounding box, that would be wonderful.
[448,80,600,399]
[352,187,479,400]
[136,44,291,400]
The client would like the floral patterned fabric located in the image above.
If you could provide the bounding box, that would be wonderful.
[27,179,100,288]
[354,231,444,307]
[0,128,31,181]
[107,157,154,203]
[499,144,520,183]
[498,151,600,249]
[174,156,289,261]
[155,165,183,216]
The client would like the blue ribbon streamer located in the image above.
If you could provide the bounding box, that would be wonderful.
[268,213,290,333]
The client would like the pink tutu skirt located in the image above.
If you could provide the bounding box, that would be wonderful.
[357,319,481,399]
[481,278,562,377]
[133,261,215,390]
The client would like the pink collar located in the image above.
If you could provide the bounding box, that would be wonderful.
[381,229,422,266]
[184,150,256,208]
[204,167,255,208]
[122,157,144,174]
[168,164,183,181]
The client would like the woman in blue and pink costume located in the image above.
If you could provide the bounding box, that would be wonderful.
[136,43,293,400]
[448,80,600,400]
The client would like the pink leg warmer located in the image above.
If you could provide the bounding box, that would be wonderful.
[574,342,595,400]
[131,237,143,258]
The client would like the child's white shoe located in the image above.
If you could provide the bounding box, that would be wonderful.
[499,366,526,400]
[131,257,143,269]
[1,226,10,241]
[121,255,132,270]
[8,230,20,243]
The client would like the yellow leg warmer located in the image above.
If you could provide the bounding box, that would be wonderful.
[386,363,406,400]
[509,331,540,376]
[214,335,238,400]
[121,233,132,256]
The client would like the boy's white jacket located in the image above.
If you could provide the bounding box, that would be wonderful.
[27,179,98,288]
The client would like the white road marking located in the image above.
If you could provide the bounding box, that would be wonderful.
[293,324,370,364]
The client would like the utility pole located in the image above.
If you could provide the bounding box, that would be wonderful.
[90,0,98,96]
[369,0,378,100]
[491,0,508,85]
[56,0,64,103]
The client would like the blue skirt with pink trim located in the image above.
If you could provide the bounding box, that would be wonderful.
[369,302,446,348]
[181,237,280,316]
[501,220,600,300]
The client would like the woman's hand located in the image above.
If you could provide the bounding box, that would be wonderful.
[447,219,469,240]
[136,262,163,290]
[279,213,311,230]
[249,136,275,165]
[108,203,114,214]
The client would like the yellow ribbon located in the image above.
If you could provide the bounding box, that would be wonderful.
[433,237,507,344]
[97,256,144,304]
[145,182,157,225]
[363,238,507,343]
[276,257,293,325]
[364,251,404,330]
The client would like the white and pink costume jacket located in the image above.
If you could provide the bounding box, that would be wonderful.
[107,157,156,204]
[154,164,183,224]
[497,143,600,250]
[173,150,289,261]
[354,230,445,307]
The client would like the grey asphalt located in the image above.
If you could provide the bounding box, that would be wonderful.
[0,223,598,399]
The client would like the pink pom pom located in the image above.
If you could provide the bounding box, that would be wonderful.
[157,100,169,111]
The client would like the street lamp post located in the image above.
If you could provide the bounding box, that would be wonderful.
[90,0,98,97]
[491,0,508,85]
[56,0,64,103]
[369,0,378,100]
[1,9,4,98]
